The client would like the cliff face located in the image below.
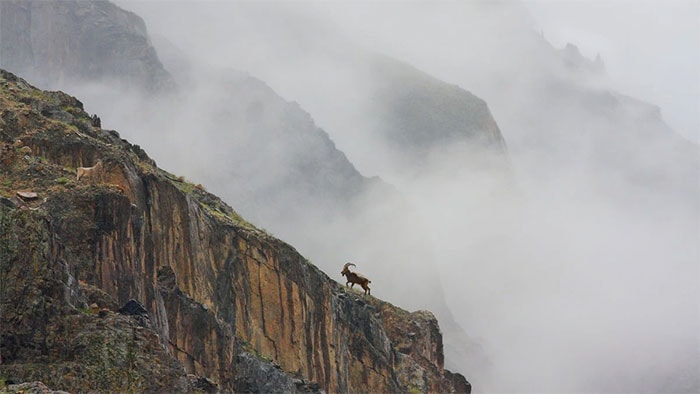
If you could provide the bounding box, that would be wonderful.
[0,69,469,392]
[0,0,487,384]
[0,0,173,92]
[0,0,463,317]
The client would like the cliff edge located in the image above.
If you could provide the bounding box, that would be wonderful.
[0,69,469,392]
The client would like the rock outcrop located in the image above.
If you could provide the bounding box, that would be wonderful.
[0,0,174,92]
[0,69,469,392]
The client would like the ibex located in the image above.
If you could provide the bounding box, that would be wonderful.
[341,262,371,295]
[76,160,103,181]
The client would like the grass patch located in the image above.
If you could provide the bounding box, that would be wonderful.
[78,306,95,315]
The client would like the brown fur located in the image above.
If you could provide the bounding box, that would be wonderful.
[341,262,372,295]
[76,160,103,181]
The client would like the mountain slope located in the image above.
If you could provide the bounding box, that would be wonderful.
[0,0,505,388]
[0,69,470,393]
[0,0,494,315]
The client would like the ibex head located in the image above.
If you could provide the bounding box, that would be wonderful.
[341,262,356,276]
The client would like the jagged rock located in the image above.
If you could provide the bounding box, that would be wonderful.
[1,312,190,392]
[559,42,606,74]
[445,370,472,394]
[78,281,119,312]
[0,196,17,208]
[293,378,323,393]
[118,299,148,317]
[187,374,218,393]
[117,299,151,328]
[233,352,323,394]
[15,191,38,200]
[156,265,178,293]
[90,115,101,128]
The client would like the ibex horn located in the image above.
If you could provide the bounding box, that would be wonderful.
[343,262,356,270]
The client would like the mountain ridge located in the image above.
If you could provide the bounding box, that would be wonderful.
[0,68,470,393]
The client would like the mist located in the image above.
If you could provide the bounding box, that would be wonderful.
[524,0,700,144]
[39,1,700,392]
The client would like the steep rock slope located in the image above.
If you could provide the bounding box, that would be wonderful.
[0,69,469,392]
[0,0,173,92]
[0,0,495,379]
[0,0,469,315]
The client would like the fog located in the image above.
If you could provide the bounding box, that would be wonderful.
[53,1,700,392]
[524,0,700,144]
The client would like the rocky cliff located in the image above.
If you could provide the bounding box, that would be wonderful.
[0,0,468,317]
[0,0,489,384]
[0,0,174,92]
[0,69,469,392]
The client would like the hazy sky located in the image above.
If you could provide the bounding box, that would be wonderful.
[524,0,700,142]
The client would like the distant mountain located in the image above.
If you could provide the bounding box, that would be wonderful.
[0,0,174,92]
[508,38,697,179]
[381,1,699,209]
[368,54,508,173]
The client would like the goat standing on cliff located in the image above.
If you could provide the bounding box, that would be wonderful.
[76,160,103,182]
[341,262,371,295]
